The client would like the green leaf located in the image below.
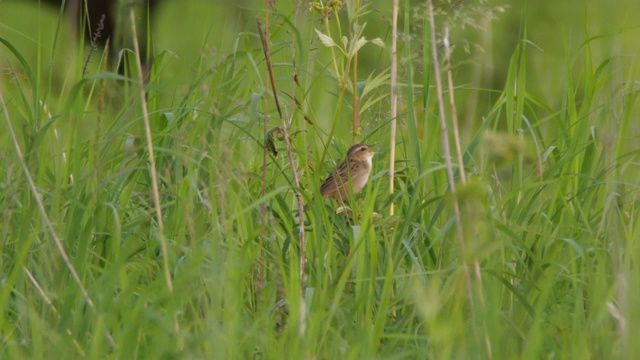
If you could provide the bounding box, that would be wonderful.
[370,38,385,48]
[315,28,337,48]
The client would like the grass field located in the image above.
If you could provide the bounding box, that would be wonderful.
[1,0,639,358]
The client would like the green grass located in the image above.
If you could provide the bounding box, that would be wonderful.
[0,0,639,358]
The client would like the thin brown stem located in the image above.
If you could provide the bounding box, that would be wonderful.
[389,0,399,217]
[257,0,274,305]
[427,0,472,305]
[443,24,466,184]
[258,23,284,121]
[256,17,307,334]
[129,7,178,334]
[291,0,307,337]
[443,24,467,184]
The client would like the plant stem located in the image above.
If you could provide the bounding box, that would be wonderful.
[389,0,399,216]
[256,16,307,335]
[443,24,466,185]
[129,6,179,334]
[426,0,472,306]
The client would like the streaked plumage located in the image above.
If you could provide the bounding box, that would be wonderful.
[318,144,375,203]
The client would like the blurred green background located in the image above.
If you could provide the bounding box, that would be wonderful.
[1,0,639,358]
[2,0,638,137]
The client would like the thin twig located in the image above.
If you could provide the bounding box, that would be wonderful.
[426,0,473,305]
[389,0,399,217]
[258,24,284,121]
[128,7,178,333]
[257,0,273,305]
[291,0,307,338]
[257,102,268,299]
[24,267,57,315]
[443,24,466,184]
[256,17,307,334]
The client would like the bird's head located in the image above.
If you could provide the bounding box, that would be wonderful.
[347,143,375,163]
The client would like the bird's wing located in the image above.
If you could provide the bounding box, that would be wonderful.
[320,159,356,197]
[320,160,360,198]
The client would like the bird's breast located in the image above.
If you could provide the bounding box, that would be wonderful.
[351,165,372,193]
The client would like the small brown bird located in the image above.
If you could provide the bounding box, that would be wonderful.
[305,144,375,211]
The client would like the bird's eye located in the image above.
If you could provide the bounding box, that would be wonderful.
[360,147,365,151]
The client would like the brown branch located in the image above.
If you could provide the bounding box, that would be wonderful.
[256,16,307,334]
[257,21,284,122]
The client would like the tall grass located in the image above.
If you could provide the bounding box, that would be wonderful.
[0,0,638,358]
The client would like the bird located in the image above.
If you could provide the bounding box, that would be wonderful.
[304,143,375,211]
